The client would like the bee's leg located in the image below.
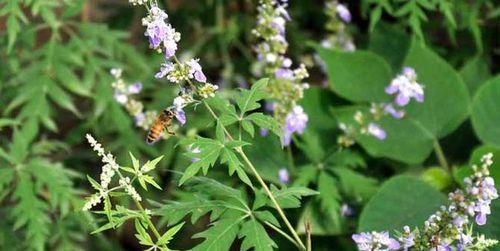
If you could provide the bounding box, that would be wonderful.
[165,127,175,135]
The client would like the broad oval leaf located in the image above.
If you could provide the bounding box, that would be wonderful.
[316,47,393,103]
[358,175,446,232]
[471,76,500,147]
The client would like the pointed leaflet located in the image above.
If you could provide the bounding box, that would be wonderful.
[220,148,253,188]
[179,138,223,185]
[471,76,500,147]
[270,185,319,209]
[191,215,245,251]
[235,78,269,114]
[157,222,184,246]
[239,218,277,251]
[317,172,341,227]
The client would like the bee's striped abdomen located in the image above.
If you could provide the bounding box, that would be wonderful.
[147,118,165,144]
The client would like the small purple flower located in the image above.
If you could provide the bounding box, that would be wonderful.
[400,226,415,251]
[173,96,187,125]
[146,19,169,49]
[336,4,351,23]
[264,102,275,112]
[187,59,207,83]
[155,62,174,79]
[383,103,405,119]
[175,110,186,125]
[385,67,424,107]
[278,168,289,184]
[189,146,201,163]
[282,106,308,146]
[275,68,294,80]
[367,123,386,140]
[128,82,143,94]
[114,92,128,104]
[134,112,145,126]
[163,38,178,58]
[259,128,269,137]
[340,203,354,217]
[352,231,400,251]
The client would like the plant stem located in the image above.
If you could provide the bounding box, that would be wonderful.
[203,102,306,250]
[264,221,300,249]
[433,139,449,171]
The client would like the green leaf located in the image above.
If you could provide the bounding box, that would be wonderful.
[157,200,225,225]
[134,220,154,246]
[368,22,411,71]
[179,138,223,185]
[316,46,392,102]
[11,172,50,251]
[241,119,255,137]
[358,175,446,232]
[296,200,342,236]
[246,136,287,184]
[47,81,81,117]
[239,218,277,251]
[235,78,269,114]
[220,148,253,188]
[334,106,434,164]
[402,38,470,138]
[270,186,319,209]
[333,167,379,202]
[191,216,245,251]
[157,222,184,246]
[316,172,341,230]
[421,167,452,190]
[471,76,500,147]
[142,156,164,173]
[459,56,491,96]
[247,113,282,137]
[129,152,140,172]
[335,38,470,164]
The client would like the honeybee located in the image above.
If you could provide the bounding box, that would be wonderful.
[147,108,175,144]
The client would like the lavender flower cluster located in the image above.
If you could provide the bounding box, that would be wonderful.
[338,67,424,147]
[353,153,499,251]
[115,1,219,128]
[321,1,355,52]
[110,68,158,130]
[252,0,310,146]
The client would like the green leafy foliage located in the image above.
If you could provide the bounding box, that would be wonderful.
[358,176,446,232]
[471,76,500,147]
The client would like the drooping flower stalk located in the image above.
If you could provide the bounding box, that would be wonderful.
[321,1,355,51]
[252,0,310,146]
[352,153,499,251]
[110,68,159,130]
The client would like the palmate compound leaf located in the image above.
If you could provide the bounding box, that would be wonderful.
[178,137,252,187]
[157,176,277,251]
[358,175,446,232]
[11,172,50,251]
